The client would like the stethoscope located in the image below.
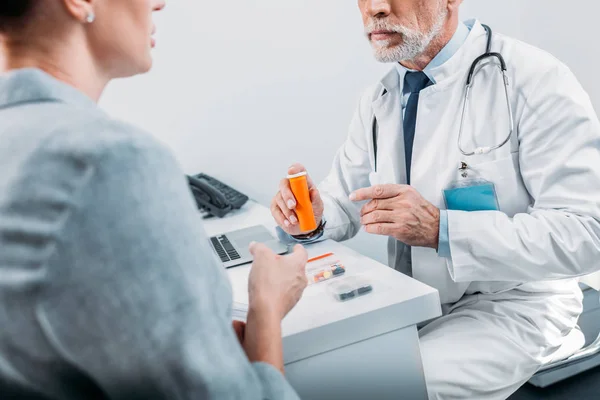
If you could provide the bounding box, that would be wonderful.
[371,24,514,172]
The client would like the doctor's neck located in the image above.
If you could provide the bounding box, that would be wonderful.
[399,17,459,72]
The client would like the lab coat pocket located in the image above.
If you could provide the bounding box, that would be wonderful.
[469,152,530,216]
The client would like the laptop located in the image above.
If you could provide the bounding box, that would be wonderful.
[209,225,289,268]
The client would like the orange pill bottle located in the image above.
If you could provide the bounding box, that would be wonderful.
[287,171,318,233]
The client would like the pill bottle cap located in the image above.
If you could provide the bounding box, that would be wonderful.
[287,171,308,179]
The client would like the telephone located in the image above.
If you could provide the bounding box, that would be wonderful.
[187,173,249,218]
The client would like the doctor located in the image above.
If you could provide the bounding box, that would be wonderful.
[271,0,600,398]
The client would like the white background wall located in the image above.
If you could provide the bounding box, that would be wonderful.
[100,0,599,264]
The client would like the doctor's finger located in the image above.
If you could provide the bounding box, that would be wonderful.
[360,210,397,226]
[275,193,298,226]
[287,163,306,176]
[288,163,317,189]
[350,184,407,202]
[363,223,398,237]
[279,178,297,210]
[271,203,291,230]
[305,174,317,190]
[360,198,396,216]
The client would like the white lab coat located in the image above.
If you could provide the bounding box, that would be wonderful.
[318,20,600,398]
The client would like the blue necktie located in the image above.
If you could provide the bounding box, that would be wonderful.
[403,71,432,184]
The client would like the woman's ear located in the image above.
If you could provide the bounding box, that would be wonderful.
[60,0,94,23]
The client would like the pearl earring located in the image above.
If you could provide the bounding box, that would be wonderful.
[86,11,95,24]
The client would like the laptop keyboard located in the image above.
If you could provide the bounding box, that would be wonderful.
[210,235,241,262]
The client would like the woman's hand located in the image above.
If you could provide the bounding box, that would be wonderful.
[242,243,308,373]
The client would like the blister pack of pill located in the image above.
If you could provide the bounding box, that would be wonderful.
[327,276,373,302]
[306,261,346,285]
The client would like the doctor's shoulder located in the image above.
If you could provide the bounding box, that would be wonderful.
[495,31,579,93]
[492,32,593,127]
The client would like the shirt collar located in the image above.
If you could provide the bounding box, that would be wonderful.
[0,68,97,110]
[396,20,471,85]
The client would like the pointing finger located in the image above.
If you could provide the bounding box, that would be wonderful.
[350,184,407,202]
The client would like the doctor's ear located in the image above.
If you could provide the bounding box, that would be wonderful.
[446,0,463,13]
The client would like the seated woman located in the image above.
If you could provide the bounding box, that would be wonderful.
[0,1,306,398]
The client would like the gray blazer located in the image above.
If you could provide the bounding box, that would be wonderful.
[0,69,298,400]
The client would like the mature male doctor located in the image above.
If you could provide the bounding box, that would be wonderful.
[271,0,600,398]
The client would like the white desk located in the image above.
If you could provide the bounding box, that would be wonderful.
[203,201,442,400]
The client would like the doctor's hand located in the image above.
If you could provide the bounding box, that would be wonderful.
[270,163,324,236]
[350,184,440,249]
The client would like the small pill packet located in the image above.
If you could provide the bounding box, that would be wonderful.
[327,276,373,302]
[306,261,346,285]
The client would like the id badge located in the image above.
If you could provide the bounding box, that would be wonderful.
[443,161,500,211]
[444,179,499,211]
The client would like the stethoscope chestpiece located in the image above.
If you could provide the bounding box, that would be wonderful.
[474,146,492,155]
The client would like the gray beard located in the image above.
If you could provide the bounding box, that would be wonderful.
[369,10,447,63]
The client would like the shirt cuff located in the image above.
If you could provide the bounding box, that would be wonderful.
[252,362,300,400]
[276,218,327,245]
[437,210,452,258]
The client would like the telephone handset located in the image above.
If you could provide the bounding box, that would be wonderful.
[187,173,249,218]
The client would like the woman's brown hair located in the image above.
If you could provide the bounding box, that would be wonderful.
[0,0,37,33]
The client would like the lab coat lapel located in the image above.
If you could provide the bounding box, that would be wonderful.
[410,84,473,304]
[408,21,488,304]
[371,70,406,185]
[410,20,488,202]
